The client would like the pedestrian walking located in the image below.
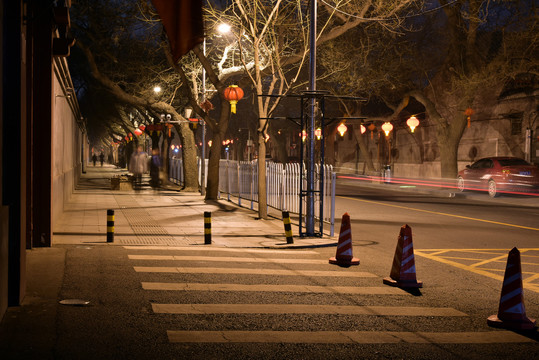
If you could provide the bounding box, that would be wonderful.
[92,153,97,166]
[129,145,148,190]
[150,148,162,188]
[99,152,105,167]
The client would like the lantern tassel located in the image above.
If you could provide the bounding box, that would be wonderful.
[230,100,238,114]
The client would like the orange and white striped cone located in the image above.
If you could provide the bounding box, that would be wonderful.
[329,213,359,266]
[383,224,422,288]
[487,247,536,330]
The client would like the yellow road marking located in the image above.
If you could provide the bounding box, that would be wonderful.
[339,196,539,231]
[470,254,509,267]
[167,330,533,344]
[439,256,488,261]
[153,304,467,316]
[428,250,450,256]
[480,268,537,275]
[416,248,539,252]
[415,249,539,293]
[523,273,539,283]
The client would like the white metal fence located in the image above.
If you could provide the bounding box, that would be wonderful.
[170,158,336,235]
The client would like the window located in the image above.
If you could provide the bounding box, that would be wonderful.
[506,113,523,135]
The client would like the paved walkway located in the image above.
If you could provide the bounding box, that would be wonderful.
[53,164,334,248]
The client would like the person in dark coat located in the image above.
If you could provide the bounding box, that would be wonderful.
[150,148,162,188]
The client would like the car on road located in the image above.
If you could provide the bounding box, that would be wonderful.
[457,156,539,197]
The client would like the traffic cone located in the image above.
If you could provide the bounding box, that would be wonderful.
[383,224,422,288]
[487,247,536,330]
[329,213,359,266]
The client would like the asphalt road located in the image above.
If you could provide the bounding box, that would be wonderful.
[5,181,538,360]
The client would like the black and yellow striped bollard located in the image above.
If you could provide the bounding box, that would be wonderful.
[107,209,114,243]
[204,211,211,244]
[282,211,293,244]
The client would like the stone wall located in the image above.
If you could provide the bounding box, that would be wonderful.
[51,59,83,232]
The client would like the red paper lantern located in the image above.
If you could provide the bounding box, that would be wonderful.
[139,124,146,131]
[368,123,376,139]
[406,116,419,133]
[464,108,474,128]
[134,129,143,136]
[381,122,393,136]
[337,122,347,136]
[223,85,244,114]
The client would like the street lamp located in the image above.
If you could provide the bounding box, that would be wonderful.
[153,85,162,94]
[217,23,231,34]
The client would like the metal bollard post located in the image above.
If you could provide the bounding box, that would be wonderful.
[204,211,211,244]
[282,211,294,244]
[107,209,114,243]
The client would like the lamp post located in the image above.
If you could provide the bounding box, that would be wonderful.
[200,39,207,196]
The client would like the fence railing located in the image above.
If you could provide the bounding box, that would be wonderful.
[170,158,336,235]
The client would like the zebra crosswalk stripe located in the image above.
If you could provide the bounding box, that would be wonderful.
[152,303,467,316]
[124,246,317,254]
[134,266,377,277]
[128,255,327,264]
[166,330,534,344]
[141,282,407,295]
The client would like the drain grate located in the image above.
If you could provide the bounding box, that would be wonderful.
[114,194,177,244]
[117,237,187,245]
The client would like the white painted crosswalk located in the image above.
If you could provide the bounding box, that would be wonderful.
[166,330,534,344]
[152,303,468,316]
[128,254,327,263]
[141,281,407,294]
[134,266,377,277]
[127,246,533,346]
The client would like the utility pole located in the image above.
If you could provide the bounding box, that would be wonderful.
[305,0,317,235]
[200,39,207,196]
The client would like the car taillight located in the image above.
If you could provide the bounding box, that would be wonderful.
[502,169,511,174]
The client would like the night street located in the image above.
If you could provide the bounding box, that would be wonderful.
[2,1,539,359]
[2,170,537,359]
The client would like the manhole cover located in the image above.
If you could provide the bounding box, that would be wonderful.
[59,299,90,306]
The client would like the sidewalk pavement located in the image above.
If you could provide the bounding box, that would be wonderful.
[53,164,335,249]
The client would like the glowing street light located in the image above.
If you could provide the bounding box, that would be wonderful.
[217,23,231,34]
[153,85,162,94]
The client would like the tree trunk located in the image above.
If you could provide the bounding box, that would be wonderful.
[257,129,267,219]
[176,121,199,191]
[353,128,375,173]
[436,114,467,179]
[205,132,222,199]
